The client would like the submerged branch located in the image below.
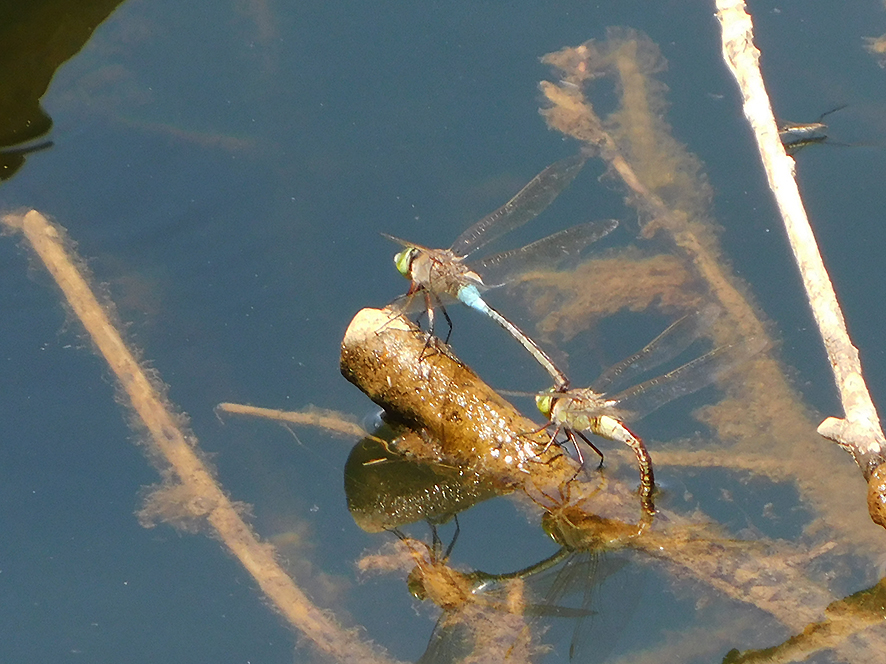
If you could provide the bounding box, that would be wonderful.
[537,30,885,546]
[722,577,886,664]
[715,0,886,526]
[216,402,376,439]
[1,210,398,664]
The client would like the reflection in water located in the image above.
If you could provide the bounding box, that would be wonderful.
[360,536,539,664]
[344,428,502,532]
[778,105,847,155]
[359,530,626,664]
[0,140,54,182]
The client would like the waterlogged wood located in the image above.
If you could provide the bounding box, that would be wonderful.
[340,307,578,490]
[215,402,373,439]
[722,578,886,664]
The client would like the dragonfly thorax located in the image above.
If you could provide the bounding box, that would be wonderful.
[540,388,610,424]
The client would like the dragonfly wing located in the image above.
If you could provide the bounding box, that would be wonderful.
[448,154,586,258]
[475,219,618,288]
[416,616,474,664]
[593,304,721,393]
[607,337,764,421]
[535,551,632,662]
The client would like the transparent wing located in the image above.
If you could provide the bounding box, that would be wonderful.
[475,219,618,288]
[416,618,474,664]
[448,154,586,258]
[535,551,632,662]
[415,547,589,664]
[592,304,721,394]
[607,337,764,421]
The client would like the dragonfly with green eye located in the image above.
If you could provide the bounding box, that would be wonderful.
[531,308,762,519]
[384,154,618,391]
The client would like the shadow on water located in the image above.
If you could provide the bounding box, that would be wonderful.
[0,0,124,180]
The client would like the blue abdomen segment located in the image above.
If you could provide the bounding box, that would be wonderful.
[457,284,490,314]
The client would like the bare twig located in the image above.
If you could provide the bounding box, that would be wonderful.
[216,402,376,439]
[715,0,886,526]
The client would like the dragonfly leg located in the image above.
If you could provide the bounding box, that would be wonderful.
[574,430,605,469]
[420,291,453,343]
[424,292,435,335]
[442,514,460,561]
[521,424,580,477]
[564,429,585,469]
[439,303,453,344]
[418,292,448,362]
[428,522,443,560]
[528,422,560,456]
[560,429,599,485]
[513,421,561,460]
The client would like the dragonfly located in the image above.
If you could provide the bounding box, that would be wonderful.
[384,154,618,390]
[779,104,847,154]
[533,308,761,519]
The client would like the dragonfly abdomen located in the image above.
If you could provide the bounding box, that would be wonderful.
[456,283,488,313]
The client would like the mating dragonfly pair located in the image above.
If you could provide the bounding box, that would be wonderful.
[384,154,753,518]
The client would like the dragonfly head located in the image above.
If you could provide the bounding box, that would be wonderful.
[406,566,428,601]
[393,247,419,278]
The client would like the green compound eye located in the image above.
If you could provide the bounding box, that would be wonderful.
[536,393,554,418]
[393,247,417,277]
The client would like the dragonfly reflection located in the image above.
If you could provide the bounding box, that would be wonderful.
[385,155,618,389]
[396,527,624,664]
[533,308,761,518]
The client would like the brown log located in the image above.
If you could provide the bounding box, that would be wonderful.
[339,307,578,492]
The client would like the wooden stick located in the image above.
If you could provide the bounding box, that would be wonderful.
[216,402,373,439]
[715,0,886,526]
